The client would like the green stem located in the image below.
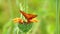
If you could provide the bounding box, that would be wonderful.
[3,0,17,34]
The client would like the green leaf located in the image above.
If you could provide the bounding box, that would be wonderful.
[18,23,33,32]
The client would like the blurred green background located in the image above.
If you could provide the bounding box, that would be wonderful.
[0,0,59,34]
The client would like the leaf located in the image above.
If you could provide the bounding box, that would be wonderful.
[18,23,33,32]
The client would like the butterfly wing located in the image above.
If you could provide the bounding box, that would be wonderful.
[27,14,37,20]
[20,10,37,23]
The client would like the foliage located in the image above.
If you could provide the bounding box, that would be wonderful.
[0,0,58,34]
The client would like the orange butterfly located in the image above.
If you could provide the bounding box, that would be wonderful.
[13,10,38,24]
[20,10,37,23]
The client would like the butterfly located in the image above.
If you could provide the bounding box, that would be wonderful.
[20,10,37,23]
[13,10,38,24]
